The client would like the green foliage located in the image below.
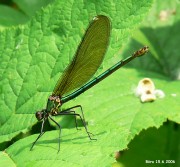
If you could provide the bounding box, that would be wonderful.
[0,0,179,166]
[0,0,53,27]
[0,5,28,27]
[115,123,179,167]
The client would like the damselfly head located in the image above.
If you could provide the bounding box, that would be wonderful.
[35,110,46,121]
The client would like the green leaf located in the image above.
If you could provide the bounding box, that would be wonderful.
[127,0,180,79]
[119,0,180,124]
[13,0,54,17]
[0,5,28,27]
[114,122,180,167]
[5,129,117,166]
[0,0,152,143]
[0,151,15,167]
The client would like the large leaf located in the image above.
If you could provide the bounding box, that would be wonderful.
[115,122,179,167]
[0,0,152,143]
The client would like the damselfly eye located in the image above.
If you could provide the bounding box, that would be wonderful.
[35,111,44,121]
